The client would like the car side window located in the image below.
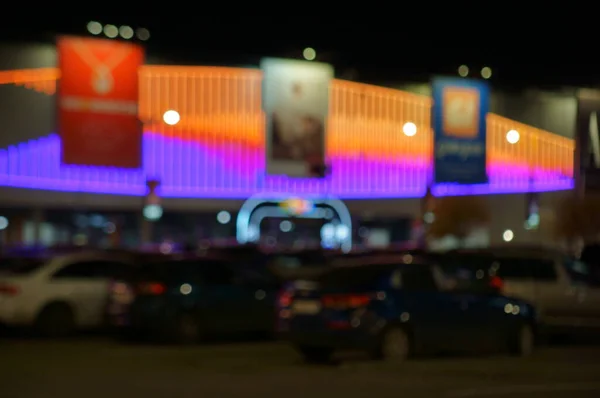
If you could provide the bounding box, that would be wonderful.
[493,258,535,280]
[401,268,438,292]
[530,259,558,281]
[95,261,134,279]
[235,266,277,287]
[437,263,487,293]
[52,261,102,279]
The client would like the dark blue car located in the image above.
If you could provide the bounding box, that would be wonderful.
[279,255,537,363]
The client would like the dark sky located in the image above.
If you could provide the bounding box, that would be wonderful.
[0,14,592,89]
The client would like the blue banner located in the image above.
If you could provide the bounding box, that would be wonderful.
[432,77,489,184]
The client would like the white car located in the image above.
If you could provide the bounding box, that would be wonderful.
[452,247,600,334]
[0,251,137,336]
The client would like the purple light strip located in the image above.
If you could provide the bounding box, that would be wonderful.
[0,133,573,199]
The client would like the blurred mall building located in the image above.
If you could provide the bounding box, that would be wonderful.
[0,40,577,249]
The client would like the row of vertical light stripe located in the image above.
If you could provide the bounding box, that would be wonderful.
[138,66,574,175]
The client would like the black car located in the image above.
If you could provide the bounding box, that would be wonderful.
[107,256,280,343]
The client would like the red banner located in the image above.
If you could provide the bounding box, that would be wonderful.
[57,36,144,168]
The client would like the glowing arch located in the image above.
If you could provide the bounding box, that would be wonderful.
[236,194,352,252]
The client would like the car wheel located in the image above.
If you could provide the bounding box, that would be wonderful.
[509,323,535,357]
[173,313,201,344]
[35,302,75,338]
[373,327,411,362]
[296,345,334,364]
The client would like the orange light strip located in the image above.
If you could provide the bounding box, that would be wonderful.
[0,65,575,177]
[0,67,60,85]
[139,65,573,174]
[0,67,60,95]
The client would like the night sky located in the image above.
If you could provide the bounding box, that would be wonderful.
[0,14,591,89]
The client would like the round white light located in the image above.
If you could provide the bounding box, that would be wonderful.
[423,212,435,224]
[87,21,103,35]
[458,65,469,77]
[216,210,231,224]
[502,229,514,242]
[481,67,492,79]
[0,216,8,231]
[163,110,180,126]
[506,129,520,144]
[103,24,119,39]
[303,47,316,61]
[119,25,134,40]
[335,224,350,240]
[143,204,163,221]
[104,222,116,234]
[402,122,417,137]
[136,28,150,41]
[321,223,335,240]
[180,283,192,295]
[280,220,293,232]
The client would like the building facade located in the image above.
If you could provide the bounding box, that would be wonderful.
[0,43,578,248]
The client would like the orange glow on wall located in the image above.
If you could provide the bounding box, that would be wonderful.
[0,66,575,178]
[138,65,573,176]
[487,114,573,177]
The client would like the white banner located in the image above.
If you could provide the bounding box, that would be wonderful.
[261,58,333,177]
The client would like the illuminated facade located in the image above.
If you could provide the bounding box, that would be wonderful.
[0,66,574,199]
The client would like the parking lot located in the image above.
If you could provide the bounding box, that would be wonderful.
[1,338,600,398]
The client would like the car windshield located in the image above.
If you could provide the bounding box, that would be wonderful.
[0,257,46,275]
[437,259,495,292]
[139,261,193,279]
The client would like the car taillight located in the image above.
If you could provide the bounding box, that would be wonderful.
[322,294,371,309]
[0,283,19,296]
[137,282,166,295]
[490,276,504,291]
[278,290,293,307]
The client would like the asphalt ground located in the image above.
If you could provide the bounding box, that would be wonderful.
[1,338,600,398]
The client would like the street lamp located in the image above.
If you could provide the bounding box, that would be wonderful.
[481,67,492,79]
[87,21,102,35]
[402,122,417,137]
[303,47,316,61]
[163,110,180,126]
[506,129,520,144]
[103,24,118,38]
[119,26,134,40]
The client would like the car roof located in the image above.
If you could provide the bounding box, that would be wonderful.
[449,246,568,261]
[331,252,433,269]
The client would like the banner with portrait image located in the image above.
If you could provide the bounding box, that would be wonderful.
[261,58,333,177]
[432,77,489,184]
[57,36,144,168]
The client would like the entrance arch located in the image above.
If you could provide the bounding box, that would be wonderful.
[236,194,352,252]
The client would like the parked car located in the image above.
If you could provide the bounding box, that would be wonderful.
[108,256,280,343]
[580,243,600,283]
[279,254,536,363]
[0,251,140,336]
[450,247,600,336]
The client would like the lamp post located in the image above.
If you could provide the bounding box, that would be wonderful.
[141,179,161,246]
[417,185,435,249]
